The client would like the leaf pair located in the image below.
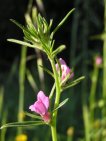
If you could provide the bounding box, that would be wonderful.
[0,121,45,129]
[62,76,85,91]
[0,112,44,130]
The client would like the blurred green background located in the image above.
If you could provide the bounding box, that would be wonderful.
[0,0,105,141]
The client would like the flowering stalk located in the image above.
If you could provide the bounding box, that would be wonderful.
[50,58,74,141]
[89,56,102,125]
[18,46,27,134]
[0,9,85,141]
[50,58,61,141]
[103,0,106,119]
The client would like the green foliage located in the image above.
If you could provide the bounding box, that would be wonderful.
[52,45,66,57]
[0,1,93,140]
[8,15,53,55]
[7,39,42,49]
[7,9,75,59]
[53,98,69,112]
[52,8,75,36]
[62,76,85,91]
[39,65,54,78]
[25,112,42,120]
[0,121,45,129]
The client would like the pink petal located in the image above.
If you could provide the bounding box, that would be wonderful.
[37,91,49,110]
[55,58,74,81]
[59,58,66,65]
[29,105,36,112]
[34,101,47,115]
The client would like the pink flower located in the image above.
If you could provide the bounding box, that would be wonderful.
[29,91,50,123]
[95,56,102,66]
[56,58,74,81]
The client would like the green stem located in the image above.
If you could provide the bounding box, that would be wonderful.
[1,109,8,141]
[82,104,90,141]
[51,125,58,141]
[103,0,106,120]
[18,46,27,134]
[81,1,90,138]
[50,58,61,141]
[90,65,99,123]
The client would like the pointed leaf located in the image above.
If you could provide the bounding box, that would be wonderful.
[52,45,66,57]
[10,19,25,30]
[52,8,75,35]
[32,7,38,24]
[39,65,54,78]
[49,83,55,99]
[53,98,69,112]
[0,121,45,129]
[11,19,38,40]
[7,39,42,50]
[25,112,42,119]
[48,19,53,31]
[62,76,85,90]
[26,69,38,92]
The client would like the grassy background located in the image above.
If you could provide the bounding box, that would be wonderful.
[0,0,105,141]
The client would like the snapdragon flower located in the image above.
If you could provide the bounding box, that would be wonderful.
[56,58,74,81]
[29,91,50,123]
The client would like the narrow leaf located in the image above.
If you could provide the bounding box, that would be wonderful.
[49,83,55,99]
[52,45,66,57]
[48,19,53,31]
[39,65,54,78]
[53,98,69,112]
[0,121,45,129]
[7,39,41,50]
[52,8,75,35]
[25,112,42,120]
[62,76,85,90]
[26,69,38,92]
[10,19,25,30]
